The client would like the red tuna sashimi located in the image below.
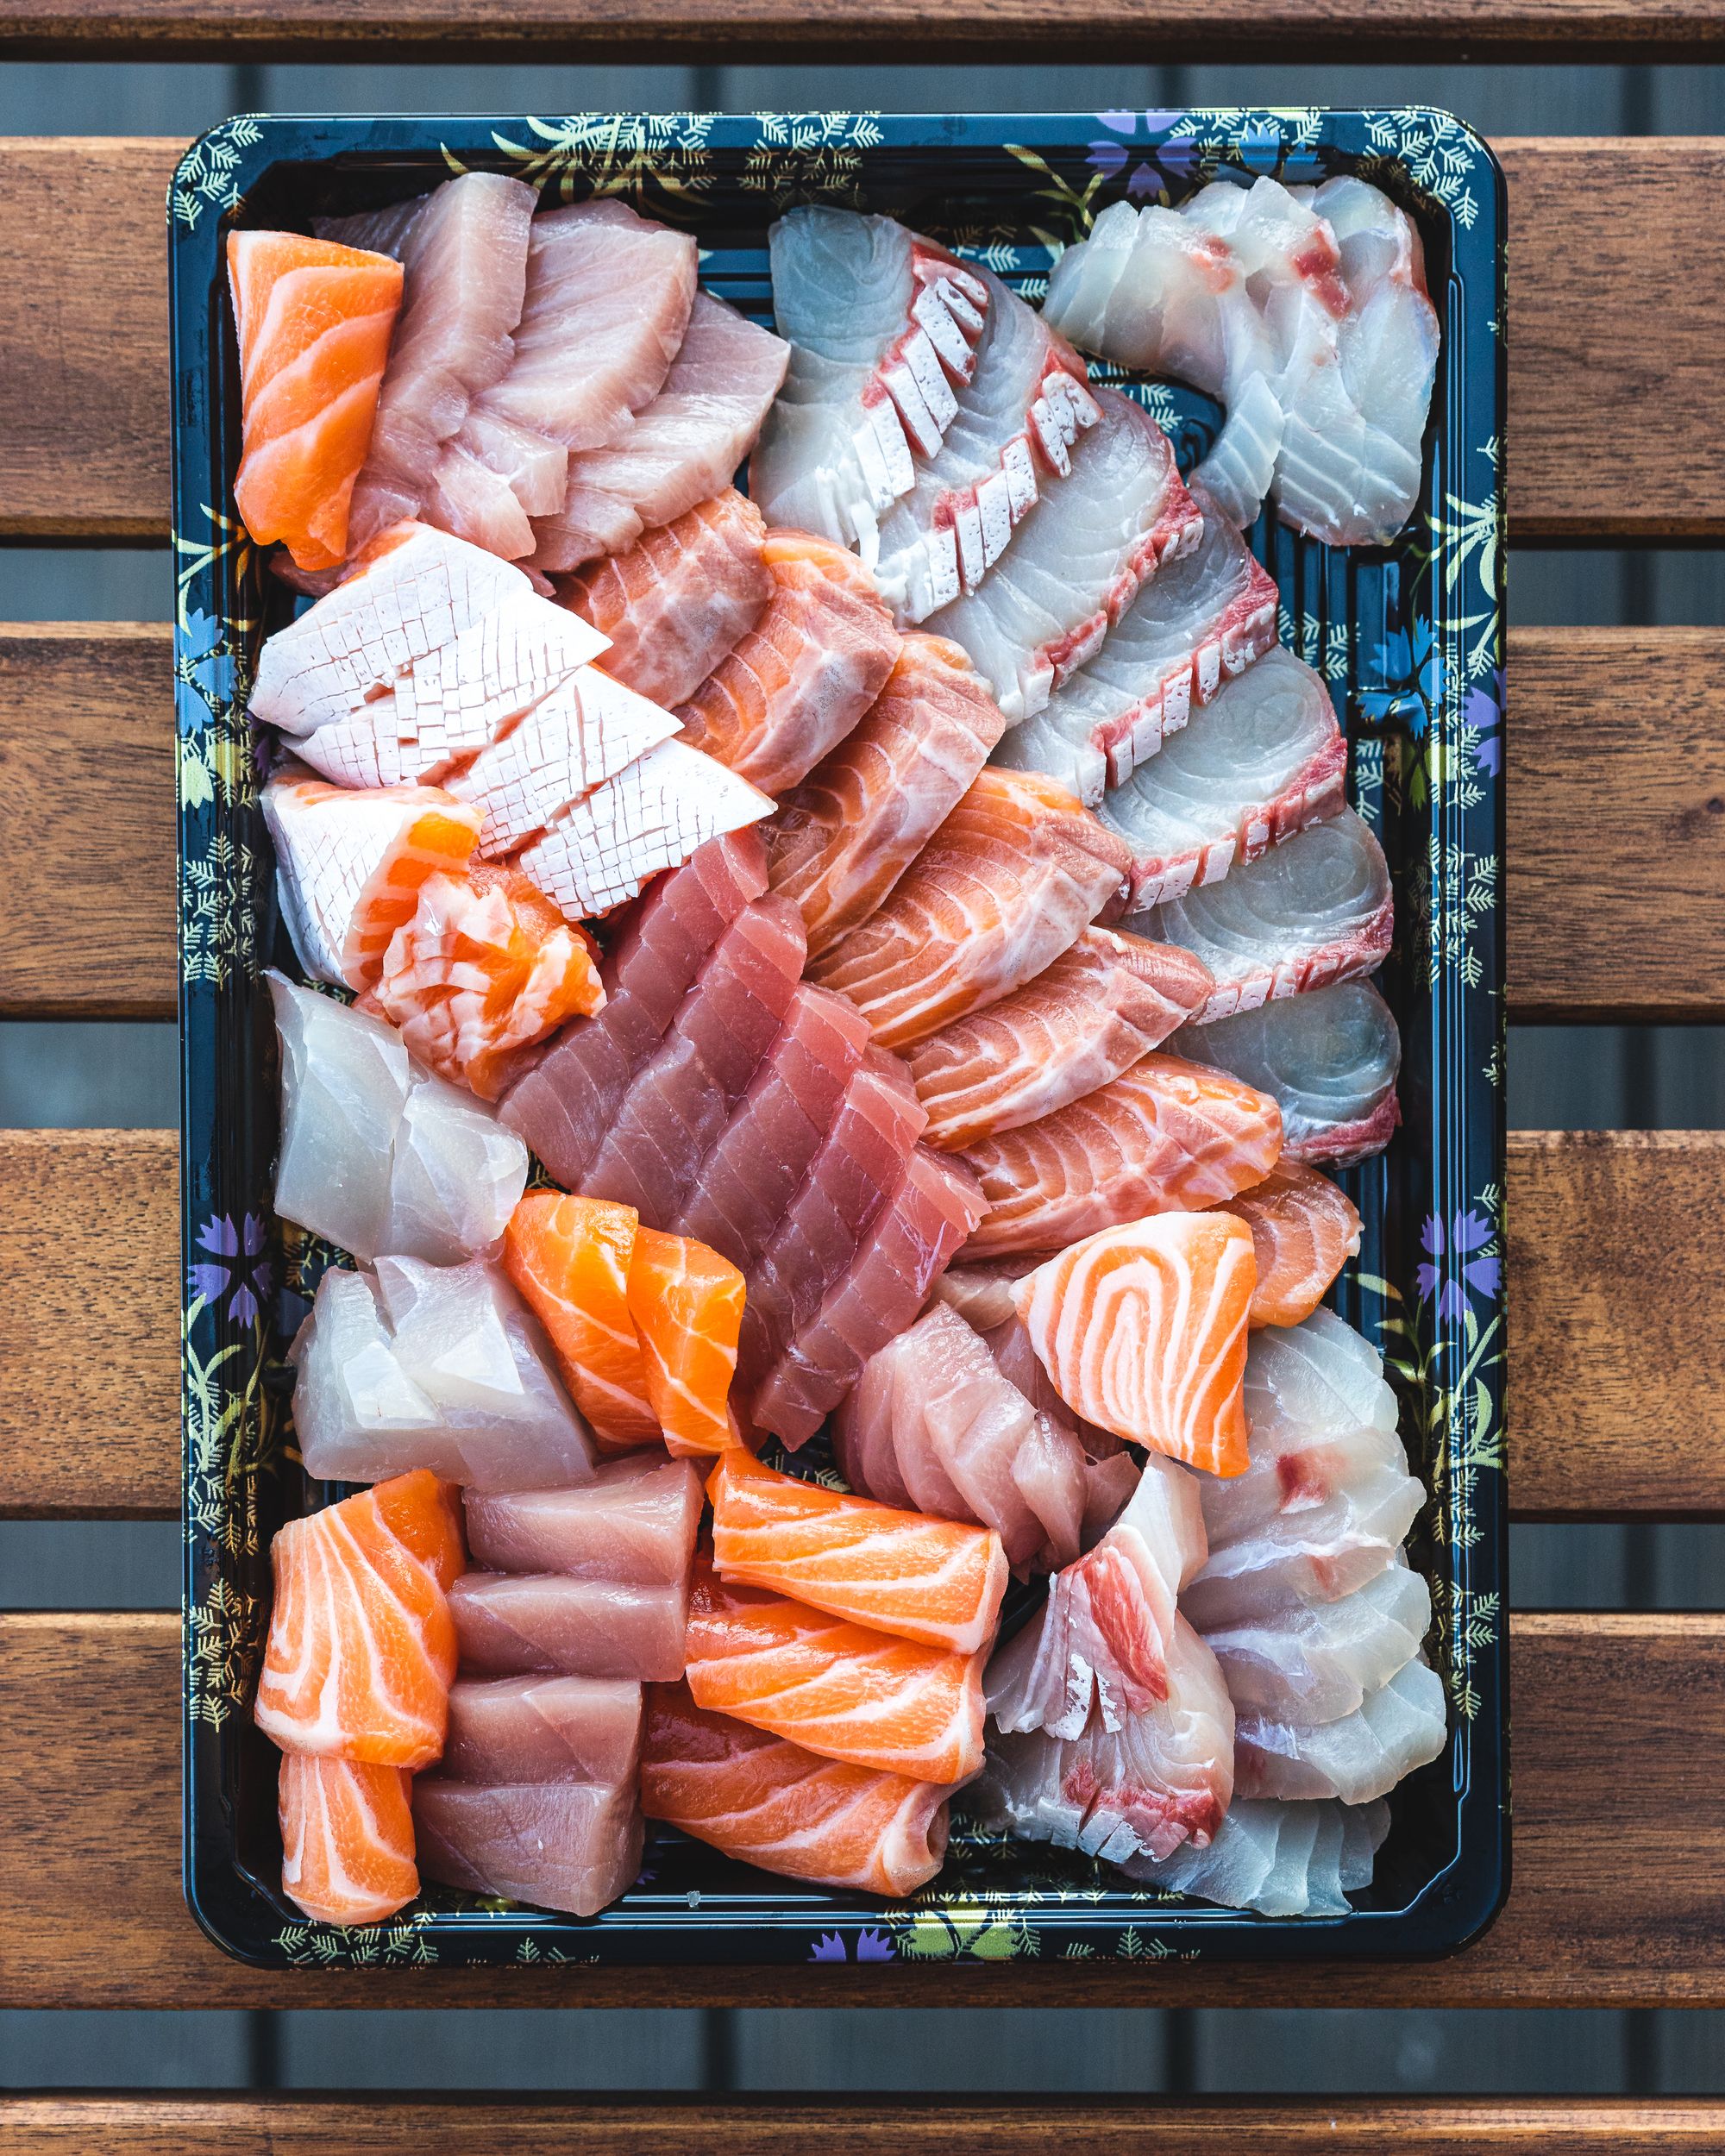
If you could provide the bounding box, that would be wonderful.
[767,631,1007,960]
[529,292,790,572]
[278,1753,419,1925]
[450,1570,688,1682]
[463,1452,704,1584]
[413,1773,643,1915]
[442,1673,643,1785]
[556,488,771,709]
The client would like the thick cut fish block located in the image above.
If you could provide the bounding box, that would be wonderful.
[642,1679,950,1896]
[995,493,1280,805]
[676,530,902,796]
[1013,1213,1257,1475]
[227,229,405,573]
[1214,1159,1362,1329]
[291,1257,597,1493]
[318,171,537,555]
[811,768,1132,1050]
[1176,978,1402,1166]
[557,489,771,709]
[1234,1657,1447,1805]
[498,829,768,1186]
[529,292,790,572]
[959,1050,1283,1257]
[752,209,990,549]
[464,1454,703,1585]
[451,1570,689,1682]
[709,1450,1008,1654]
[907,925,1214,1150]
[684,1561,985,1783]
[1124,1795,1389,1916]
[254,1470,464,1768]
[625,1228,748,1459]
[268,970,529,1263]
[1202,1556,1431,1725]
[1100,648,1347,912]
[926,386,1202,724]
[443,1673,643,1785]
[503,1193,659,1450]
[413,1774,643,1915]
[1134,806,1393,1023]
[278,1753,419,1926]
[767,632,1007,959]
[515,738,773,922]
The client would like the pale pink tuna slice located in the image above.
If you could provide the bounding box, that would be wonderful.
[463,1455,704,1586]
[994,496,1281,805]
[528,293,790,573]
[1233,1657,1446,1805]
[450,1570,689,1681]
[751,208,991,548]
[413,1773,643,1915]
[925,386,1202,723]
[1099,647,1346,910]
[442,1673,644,1785]
[869,268,1101,623]
[577,895,807,1225]
[1174,977,1402,1166]
[513,739,772,923]
[317,172,538,555]
[555,489,771,710]
[932,1255,1042,1332]
[673,982,872,1272]
[750,1144,985,1449]
[497,829,768,1188]
[444,667,681,857]
[1131,805,1393,1023]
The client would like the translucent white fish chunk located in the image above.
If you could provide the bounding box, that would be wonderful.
[1203,1556,1431,1723]
[1235,1657,1448,1805]
[1123,1796,1389,1915]
[1176,978,1402,1166]
[291,1255,597,1490]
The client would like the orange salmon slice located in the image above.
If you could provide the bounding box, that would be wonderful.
[627,1228,747,1457]
[279,1752,419,1926]
[503,1193,661,1451]
[1215,1158,1363,1328]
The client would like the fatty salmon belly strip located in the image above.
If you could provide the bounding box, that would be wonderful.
[907,924,1215,1150]
[317,172,537,555]
[555,489,772,710]
[527,292,791,574]
[683,1566,986,1783]
[808,768,1132,1050]
[674,530,903,797]
[749,1144,985,1451]
[577,895,806,1226]
[640,1679,950,1896]
[463,1455,704,1586]
[413,1776,644,1918]
[499,828,767,1186]
[957,1052,1283,1257]
[766,630,1007,960]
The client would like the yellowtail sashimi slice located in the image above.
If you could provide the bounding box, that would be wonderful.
[1175,978,1402,1167]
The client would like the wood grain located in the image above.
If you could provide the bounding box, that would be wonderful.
[8,2095,1725,2153]
[2,1610,1718,2007]
[3,138,1725,540]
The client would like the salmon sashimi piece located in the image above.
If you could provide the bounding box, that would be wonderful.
[360,863,604,1100]
[960,1050,1283,1256]
[708,1449,1009,1654]
[1216,1159,1363,1329]
[684,1560,985,1783]
[767,631,1007,960]
[557,489,771,710]
[1014,1212,1257,1475]
[908,925,1216,1150]
[254,1469,465,1766]
[503,1192,660,1450]
[641,1678,950,1896]
[228,229,405,572]
[413,1772,643,1915]
[675,530,902,795]
[278,1752,419,1925]
[450,1570,689,1681]
[810,768,1132,1049]
[626,1227,747,1457]
[261,772,481,993]
[442,1673,643,1785]
[464,1452,703,1584]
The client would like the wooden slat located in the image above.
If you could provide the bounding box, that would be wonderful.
[3,1610,1718,2007]
[3,138,1725,542]
[8,2096,1725,2155]
[11,624,1725,1023]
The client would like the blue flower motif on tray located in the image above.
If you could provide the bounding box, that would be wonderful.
[1417,1209,1502,1319]
[188,1212,273,1326]
[1465,667,1505,776]
[1359,617,1442,736]
[808,1927,895,1963]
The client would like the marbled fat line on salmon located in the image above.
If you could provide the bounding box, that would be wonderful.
[1213,1159,1363,1329]
[279,1753,419,1926]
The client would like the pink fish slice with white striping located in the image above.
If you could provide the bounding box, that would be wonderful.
[462,1453,705,1586]
[442,1673,644,1786]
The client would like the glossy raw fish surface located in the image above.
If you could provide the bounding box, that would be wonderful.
[503,1193,659,1451]
[1203,1555,1430,1723]
[1175,978,1402,1165]
[279,1753,419,1925]
[1124,1796,1389,1916]
[463,1453,703,1584]
[442,1673,643,1785]
[1214,1158,1362,1328]
[1234,1657,1447,1804]
[414,1773,644,1916]
[450,1570,689,1681]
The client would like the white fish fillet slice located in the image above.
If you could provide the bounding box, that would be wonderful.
[514,738,772,920]
[1201,1556,1431,1723]
[1123,1796,1389,1915]
[1245,1305,1402,1439]
[1175,978,1402,1166]
[448,667,684,857]
[1234,1657,1448,1805]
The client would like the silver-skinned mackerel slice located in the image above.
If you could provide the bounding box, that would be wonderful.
[1098,646,1346,909]
[993,491,1279,804]
[1130,805,1394,1022]
[751,209,990,551]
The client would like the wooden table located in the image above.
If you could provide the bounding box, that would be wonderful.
[3,57,1725,2153]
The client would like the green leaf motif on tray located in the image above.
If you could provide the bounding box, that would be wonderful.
[275,1914,440,1968]
[172,117,261,231]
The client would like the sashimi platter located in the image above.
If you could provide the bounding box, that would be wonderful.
[172,111,1507,1969]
